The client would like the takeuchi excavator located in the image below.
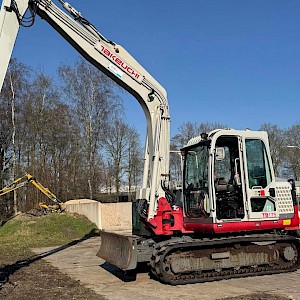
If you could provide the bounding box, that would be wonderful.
[0,0,299,285]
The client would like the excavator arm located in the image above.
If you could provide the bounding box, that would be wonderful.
[0,174,28,196]
[25,173,60,204]
[0,173,62,211]
[0,0,171,223]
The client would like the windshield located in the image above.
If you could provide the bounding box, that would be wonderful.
[184,145,209,190]
[183,143,209,218]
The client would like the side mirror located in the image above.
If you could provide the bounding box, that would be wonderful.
[215,147,225,160]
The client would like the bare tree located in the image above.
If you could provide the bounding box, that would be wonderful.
[59,59,122,199]
[260,123,286,177]
[171,121,227,149]
[43,103,82,199]
[126,128,143,197]
[171,122,199,150]
[0,59,31,214]
[103,119,142,199]
[9,71,17,213]
[285,123,300,180]
[170,121,227,186]
[0,59,30,183]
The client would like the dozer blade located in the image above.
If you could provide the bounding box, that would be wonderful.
[97,231,139,270]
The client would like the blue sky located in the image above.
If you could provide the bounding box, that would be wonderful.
[9,0,300,139]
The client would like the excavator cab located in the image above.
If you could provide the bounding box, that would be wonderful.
[182,132,244,221]
[182,129,295,234]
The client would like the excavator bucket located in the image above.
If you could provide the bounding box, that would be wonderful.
[97,231,139,270]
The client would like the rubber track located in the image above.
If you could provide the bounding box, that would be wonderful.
[150,234,300,285]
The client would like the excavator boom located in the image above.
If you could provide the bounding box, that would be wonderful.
[0,0,27,91]
[0,0,170,222]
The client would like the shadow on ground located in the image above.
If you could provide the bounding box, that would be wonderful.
[0,228,99,287]
[100,261,150,282]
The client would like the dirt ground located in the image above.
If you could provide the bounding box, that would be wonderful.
[0,251,293,300]
[0,254,105,300]
[221,295,291,300]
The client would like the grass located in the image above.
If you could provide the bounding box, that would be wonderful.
[0,212,98,263]
[0,212,106,300]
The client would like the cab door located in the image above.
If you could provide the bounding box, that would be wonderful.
[241,138,278,220]
[213,135,247,221]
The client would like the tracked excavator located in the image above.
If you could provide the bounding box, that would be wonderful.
[0,0,299,285]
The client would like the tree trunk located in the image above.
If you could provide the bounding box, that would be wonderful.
[10,74,17,215]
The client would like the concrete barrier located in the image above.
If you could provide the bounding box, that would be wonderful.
[64,199,132,233]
